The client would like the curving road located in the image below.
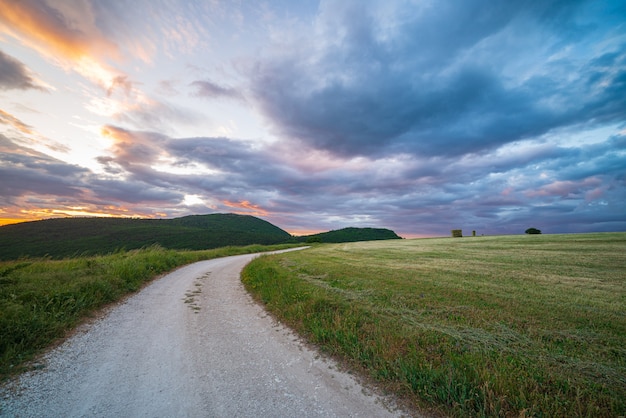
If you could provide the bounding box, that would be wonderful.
[0,250,407,417]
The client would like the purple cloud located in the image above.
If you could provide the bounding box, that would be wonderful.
[0,50,44,91]
[190,80,243,101]
[248,0,625,159]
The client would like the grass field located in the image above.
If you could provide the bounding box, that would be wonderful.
[242,233,626,417]
[0,243,297,379]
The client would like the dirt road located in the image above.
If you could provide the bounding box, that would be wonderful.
[1,250,405,417]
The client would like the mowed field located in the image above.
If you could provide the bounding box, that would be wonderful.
[242,233,626,417]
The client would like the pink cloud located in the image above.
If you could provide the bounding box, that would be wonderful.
[585,187,605,201]
[525,177,603,198]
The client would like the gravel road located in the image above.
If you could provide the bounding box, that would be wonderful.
[1,250,408,417]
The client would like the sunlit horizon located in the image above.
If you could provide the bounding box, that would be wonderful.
[1,1,624,237]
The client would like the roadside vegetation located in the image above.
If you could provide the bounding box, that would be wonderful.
[0,243,297,379]
[242,233,626,417]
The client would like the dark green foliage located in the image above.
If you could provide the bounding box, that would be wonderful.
[0,213,291,260]
[295,227,401,243]
[0,215,402,260]
[525,227,542,234]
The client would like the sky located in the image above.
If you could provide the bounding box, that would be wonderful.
[0,0,624,238]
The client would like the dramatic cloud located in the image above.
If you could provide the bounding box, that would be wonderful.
[0,133,187,222]
[0,134,88,204]
[0,0,119,62]
[0,1,624,236]
[88,125,626,235]
[249,0,626,159]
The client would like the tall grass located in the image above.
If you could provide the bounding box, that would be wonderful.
[0,243,296,378]
[242,233,626,417]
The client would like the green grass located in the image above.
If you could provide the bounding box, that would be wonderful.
[242,233,626,417]
[0,243,297,379]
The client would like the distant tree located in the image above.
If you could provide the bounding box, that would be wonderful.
[525,227,542,234]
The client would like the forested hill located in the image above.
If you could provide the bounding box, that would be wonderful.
[296,227,402,243]
[0,213,291,260]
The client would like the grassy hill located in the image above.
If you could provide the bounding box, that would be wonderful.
[0,213,291,260]
[296,227,401,243]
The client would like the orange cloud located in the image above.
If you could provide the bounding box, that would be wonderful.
[286,228,324,236]
[222,200,269,217]
[0,0,130,94]
[0,109,33,135]
[101,125,133,145]
[0,218,30,227]
[0,0,119,63]
[0,203,163,227]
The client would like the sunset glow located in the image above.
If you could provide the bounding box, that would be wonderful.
[0,1,624,236]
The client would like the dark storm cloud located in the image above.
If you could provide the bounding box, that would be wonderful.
[17,114,611,236]
[0,50,44,91]
[545,135,626,181]
[162,136,310,193]
[89,178,183,204]
[0,135,87,199]
[165,136,261,171]
[249,0,626,159]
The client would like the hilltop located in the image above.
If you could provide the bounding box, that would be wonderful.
[0,214,290,260]
[296,227,401,243]
[0,214,402,260]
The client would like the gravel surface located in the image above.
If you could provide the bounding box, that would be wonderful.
[0,250,409,417]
